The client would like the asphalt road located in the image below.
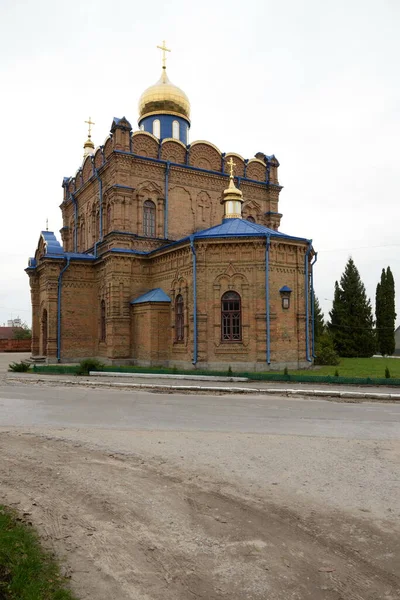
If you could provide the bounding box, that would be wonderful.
[1,381,400,439]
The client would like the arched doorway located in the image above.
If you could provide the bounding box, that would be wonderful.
[41,309,48,356]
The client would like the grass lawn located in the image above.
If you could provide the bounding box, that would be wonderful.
[22,356,400,383]
[0,505,77,600]
[279,357,400,378]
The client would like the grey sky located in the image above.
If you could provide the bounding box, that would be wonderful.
[1,0,399,327]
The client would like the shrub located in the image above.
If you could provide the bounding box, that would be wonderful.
[314,332,340,366]
[385,366,391,379]
[76,359,105,376]
[227,365,233,375]
[283,366,289,376]
[334,369,340,377]
[8,361,31,372]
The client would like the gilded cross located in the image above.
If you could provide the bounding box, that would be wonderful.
[85,116,95,138]
[157,40,171,69]
[226,156,236,178]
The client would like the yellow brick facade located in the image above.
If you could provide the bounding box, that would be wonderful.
[27,117,315,370]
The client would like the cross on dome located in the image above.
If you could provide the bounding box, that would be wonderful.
[85,116,95,139]
[226,156,236,178]
[157,40,171,70]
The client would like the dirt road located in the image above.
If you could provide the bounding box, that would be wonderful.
[1,427,399,600]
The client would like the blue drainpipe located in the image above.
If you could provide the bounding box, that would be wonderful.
[164,162,170,239]
[69,193,78,252]
[265,235,271,365]
[93,167,103,257]
[311,252,318,359]
[57,257,71,362]
[190,235,198,365]
[305,241,313,363]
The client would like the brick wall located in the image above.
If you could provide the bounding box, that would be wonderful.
[0,339,31,352]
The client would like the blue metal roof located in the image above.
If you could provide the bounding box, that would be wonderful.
[130,288,171,304]
[192,219,309,242]
[279,285,292,293]
[41,231,64,255]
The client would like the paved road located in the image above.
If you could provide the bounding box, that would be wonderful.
[1,381,400,439]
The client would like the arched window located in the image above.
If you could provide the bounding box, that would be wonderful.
[140,124,144,131]
[143,200,156,237]
[246,216,255,223]
[41,309,48,356]
[172,120,180,140]
[221,291,242,341]
[100,300,106,342]
[153,119,160,138]
[186,127,189,145]
[107,204,112,233]
[175,294,184,342]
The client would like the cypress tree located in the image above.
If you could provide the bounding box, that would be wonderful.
[376,267,396,355]
[328,258,376,357]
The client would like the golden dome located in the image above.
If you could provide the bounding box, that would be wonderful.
[138,69,190,121]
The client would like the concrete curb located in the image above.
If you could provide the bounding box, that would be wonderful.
[89,371,249,382]
[6,376,400,401]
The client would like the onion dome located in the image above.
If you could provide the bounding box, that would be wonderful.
[221,158,244,219]
[138,69,191,122]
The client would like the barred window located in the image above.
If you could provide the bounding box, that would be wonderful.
[143,200,156,237]
[221,291,242,341]
[175,294,184,342]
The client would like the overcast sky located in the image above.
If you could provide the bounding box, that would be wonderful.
[0,0,399,328]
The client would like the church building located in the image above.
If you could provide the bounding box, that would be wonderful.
[26,43,317,370]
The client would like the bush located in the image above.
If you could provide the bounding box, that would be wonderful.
[283,366,289,376]
[76,359,105,376]
[8,361,31,372]
[314,332,340,366]
[227,365,233,375]
[334,369,340,377]
[385,366,391,379]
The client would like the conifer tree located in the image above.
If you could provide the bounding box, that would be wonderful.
[313,293,325,344]
[376,267,396,355]
[328,258,376,357]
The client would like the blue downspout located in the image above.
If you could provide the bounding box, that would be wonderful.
[70,194,78,253]
[311,252,318,359]
[305,241,313,362]
[57,257,71,362]
[164,162,170,239]
[265,235,271,364]
[93,168,103,257]
[190,235,198,365]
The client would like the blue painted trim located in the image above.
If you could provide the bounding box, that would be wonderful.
[190,235,198,366]
[94,167,103,243]
[311,252,318,359]
[265,235,271,365]
[69,193,78,253]
[57,257,71,362]
[305,242,313,362]
[164,162,170,239]
[113,150,273,188]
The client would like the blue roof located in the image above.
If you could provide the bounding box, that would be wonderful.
[192,218,309,242]
[280,285,292,293]
[41,231,64,255]
[130,288,171,305]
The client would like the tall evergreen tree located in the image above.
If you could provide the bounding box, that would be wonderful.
[328,258,376,357]
[376,267,396,355]
[313,293,325,344]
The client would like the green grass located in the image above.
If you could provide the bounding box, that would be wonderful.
[0,505,77,600]
[277,357,400,378]
[31,357,400,386]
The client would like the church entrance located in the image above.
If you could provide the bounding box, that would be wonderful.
[41,309,48,356]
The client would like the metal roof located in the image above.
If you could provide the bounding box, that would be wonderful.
[192,218,309,242]
[130,288,171,304]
